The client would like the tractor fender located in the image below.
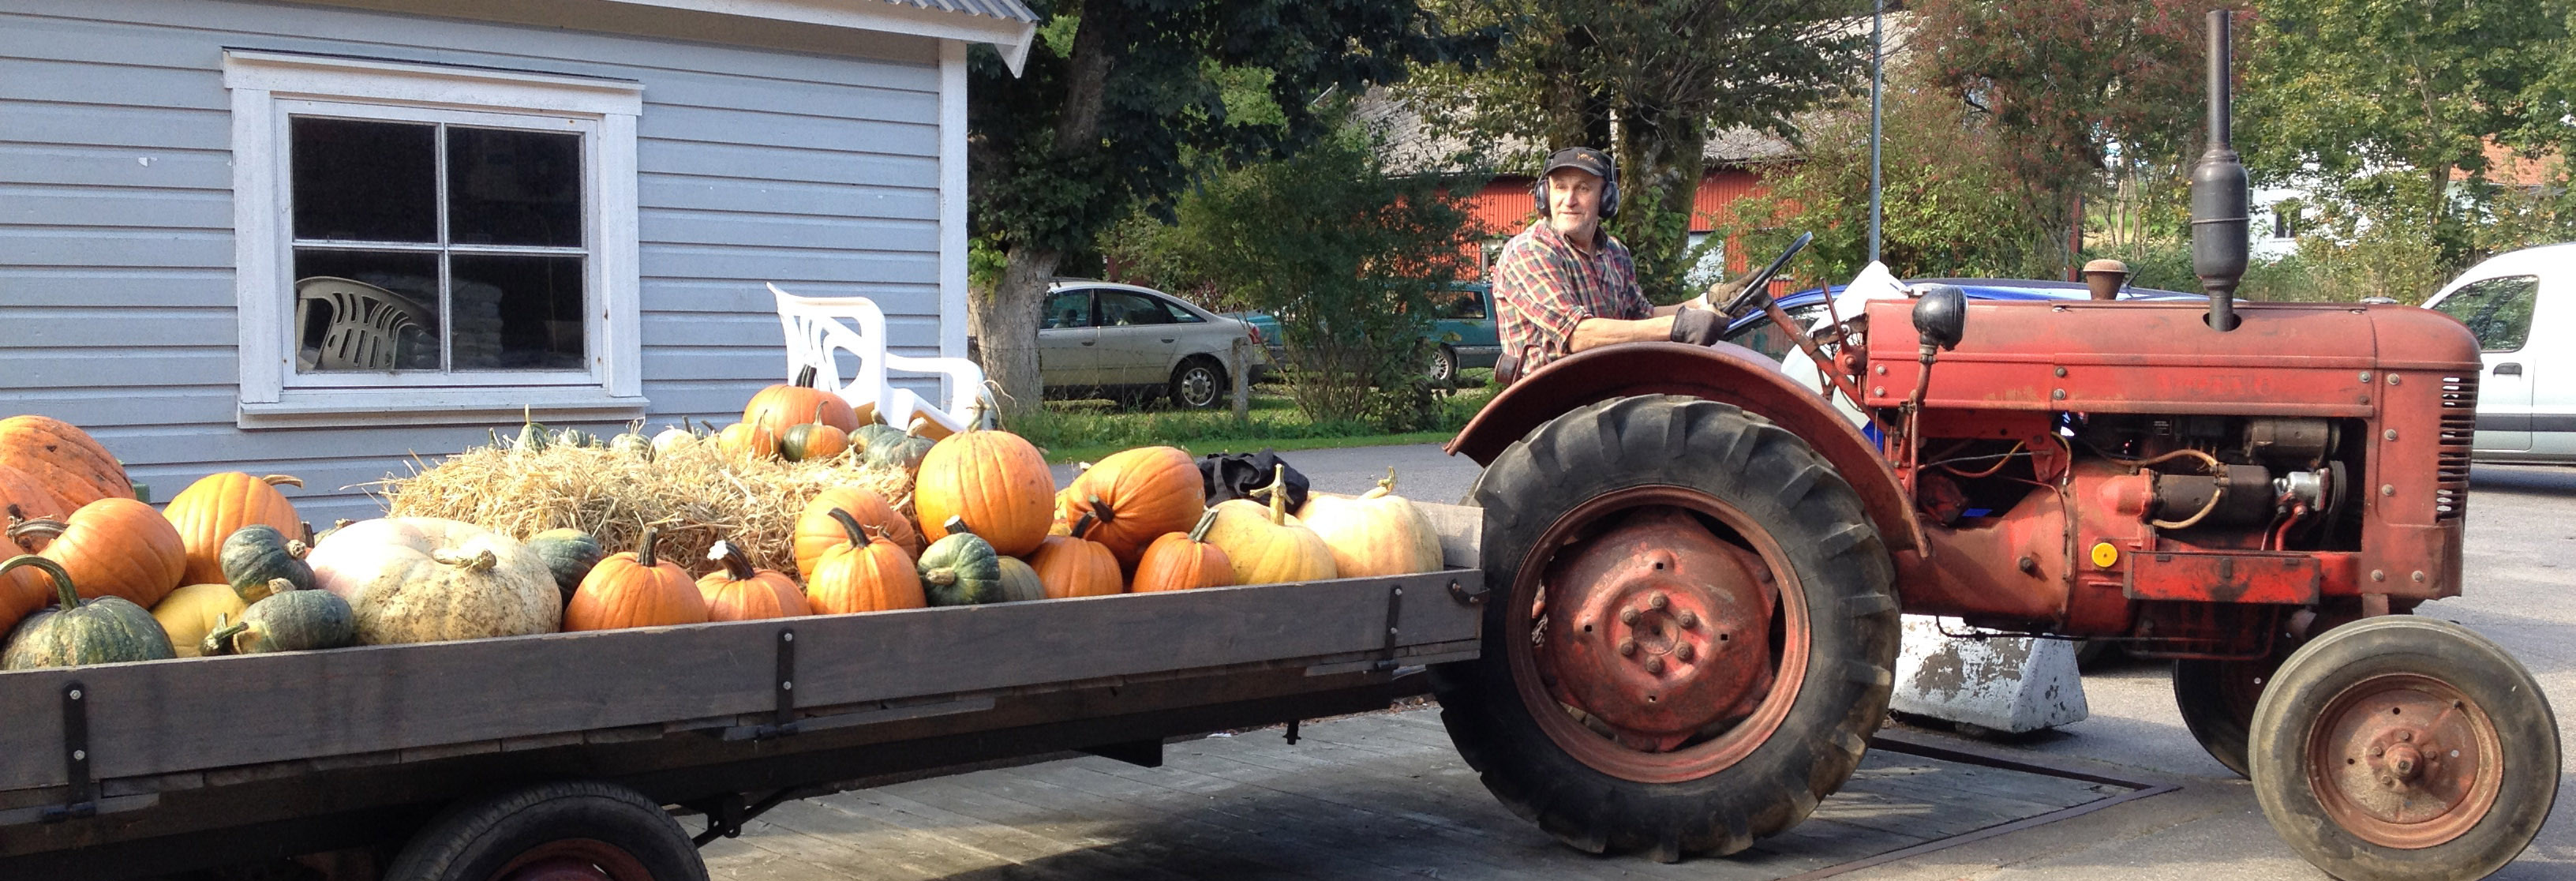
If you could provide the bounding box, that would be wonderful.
[1447,340,1920,553]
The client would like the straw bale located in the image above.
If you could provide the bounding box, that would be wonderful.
[379,439,911,578]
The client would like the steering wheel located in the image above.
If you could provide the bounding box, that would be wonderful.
[1720,231,1814,319]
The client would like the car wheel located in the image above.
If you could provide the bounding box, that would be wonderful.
[1170,357,1226,410]
[1426,345,1458,384]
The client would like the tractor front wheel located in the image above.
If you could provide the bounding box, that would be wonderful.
[1430,395,1900,862]
[2250,615,2558,881]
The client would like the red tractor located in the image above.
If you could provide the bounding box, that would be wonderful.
[1432,13,2555,881]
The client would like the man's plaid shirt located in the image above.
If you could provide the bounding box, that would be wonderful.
[1491,220,1649,377]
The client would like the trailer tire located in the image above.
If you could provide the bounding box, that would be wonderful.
[1431,395,1899,862]
[385,781,708,881]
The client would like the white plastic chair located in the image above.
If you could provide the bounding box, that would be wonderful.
[769,283,990,433]
[294,276,433,371]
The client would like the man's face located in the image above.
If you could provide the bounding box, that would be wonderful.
[1545,168,1604,240]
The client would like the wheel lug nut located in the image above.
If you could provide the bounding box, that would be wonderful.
[1675,643,1695,662]
[1645,656,1666,674]
[1619,608,1641,625]
[2398,730,2413,742]
[1677,610,1698,629]
[1618,639,1638,657]
[2372,747,2384,758]
[1648,592,1668,610]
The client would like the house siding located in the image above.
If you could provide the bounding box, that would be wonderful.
[0,0,951,521]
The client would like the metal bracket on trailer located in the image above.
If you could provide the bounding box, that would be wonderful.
[1373,585,1406,672]
[754,628,797,740]
[43,681,95,823]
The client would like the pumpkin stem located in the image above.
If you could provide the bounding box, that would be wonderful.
[942,515,973,537]
[262,474,305,489]
[286,539,310,560]
[204,614,250,657]
[637,527,661,568]
[1361,467,1397,500]
[299,521,316,547]
[7,517,66,545]
[926,568,958,587]
[1254,464,1290,526]
[794,364,820,389]
[1,554,79,611]
[1186,507,1222,542]
[248,577,297,602]
[826,508,867,546]
[430,547,500,572]
[709,540,757,581]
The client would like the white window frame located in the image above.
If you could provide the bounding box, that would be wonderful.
[225,50,645,426]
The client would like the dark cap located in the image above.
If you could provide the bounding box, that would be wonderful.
[1542,147,1614,182]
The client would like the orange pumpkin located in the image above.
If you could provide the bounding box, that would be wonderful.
[1061,446,1204,566]
[163,473,303,586]
[716,422,780,461]
[793,486,920,579]
[1026,534,1123,599]
[914,429,1053,557]
[0,415,132,512]
[1132,508,1234,593]
[744,366,859,440]
[564,527,710,631]
[807,509,924,614]
[697,539,810,621]
[0,464,68,528]
[6,497,185,609]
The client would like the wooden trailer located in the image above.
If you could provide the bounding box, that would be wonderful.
[0,508,1488,879]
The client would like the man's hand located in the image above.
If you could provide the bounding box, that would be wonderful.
[1669,306,1724,346]
[1700,276,1751,313]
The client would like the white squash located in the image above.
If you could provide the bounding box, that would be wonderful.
[1297,467,1443,578]
[305,517,560,644]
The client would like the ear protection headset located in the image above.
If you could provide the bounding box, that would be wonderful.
[1534,146,1619,220]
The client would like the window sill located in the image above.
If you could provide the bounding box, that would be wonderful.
[238,387,649,429]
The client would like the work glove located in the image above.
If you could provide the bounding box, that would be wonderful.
[1702,276,1751,312]
[1670,306,1724,346]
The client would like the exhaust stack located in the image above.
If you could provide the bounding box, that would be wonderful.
[2191,9,2248,331]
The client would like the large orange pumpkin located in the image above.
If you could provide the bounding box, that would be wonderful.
[1060,446,1204,567]
[744,366,859,440]
[914,429,1052,557]
[163,473,303,587]
[1026,534,1123,599]
[0,415,132,512]
[793,486,920,579]
[0,463,68,528]
[6,497,186,609]
[564,527,710,631]
[1131,508,1234,593]
[697,539,810,621]
[807,509,925,614]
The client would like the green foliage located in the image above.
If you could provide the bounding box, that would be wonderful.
[1010,381,1499,463]
[1401,1,1869,302]
[1107,122,1490,430]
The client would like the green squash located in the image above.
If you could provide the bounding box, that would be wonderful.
[916,516,1003,606]
[220,523,314,602]
[852,423,904,454]
[525,528,606,603]
[204,581,357,655]
[867,431,936,474]
[1,555,176,669]
[512,407,549,452]
[994,556,1046,603]
[608,432,654,460]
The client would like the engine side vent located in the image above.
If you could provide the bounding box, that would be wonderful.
[2435,373,2477,520]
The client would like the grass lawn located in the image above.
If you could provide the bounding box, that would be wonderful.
[1011,371,1499,464]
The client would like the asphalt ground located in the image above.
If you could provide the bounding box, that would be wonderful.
[1183,444,2576,879]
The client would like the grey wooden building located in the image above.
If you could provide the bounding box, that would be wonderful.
[0,0,1034,521]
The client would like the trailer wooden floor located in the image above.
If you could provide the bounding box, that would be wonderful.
[701,707,2132,881]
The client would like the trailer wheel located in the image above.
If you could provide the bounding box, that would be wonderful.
[2250,616,2558,881]
[2174,656,2271,778]
[385,781,709,881]
[1431,395,1899,862]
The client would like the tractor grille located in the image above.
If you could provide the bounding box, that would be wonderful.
[2435,373,2477,520]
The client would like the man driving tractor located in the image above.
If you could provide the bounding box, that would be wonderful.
[1490,147,1739,384]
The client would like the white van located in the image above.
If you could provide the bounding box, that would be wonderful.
[2422,243,2575,463]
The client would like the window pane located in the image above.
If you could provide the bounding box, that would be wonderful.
[1044,291,1092,328]
[448,126,582,247]
[293,249,442,372]
[1098,291,1174,326]
[450,254,586,369]
[2432,276,2538,352]
[292,118,436,242]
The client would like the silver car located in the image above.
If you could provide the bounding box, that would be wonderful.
[1038,279,1271,408]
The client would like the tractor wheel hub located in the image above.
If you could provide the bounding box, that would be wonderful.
[1539,507,1778,751]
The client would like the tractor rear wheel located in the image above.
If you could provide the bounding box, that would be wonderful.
[2174,655,2273,778]
[2249,616,2558,881]
[1430,395,1900,862]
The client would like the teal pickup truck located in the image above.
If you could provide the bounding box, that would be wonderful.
[1229,282,1500,383]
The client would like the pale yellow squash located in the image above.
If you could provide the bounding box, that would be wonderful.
[1297,467,1443,578]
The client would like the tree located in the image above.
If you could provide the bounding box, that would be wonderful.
[1399,0,1869,302]
[968,1,1489,416]
[1106,120,1489,429]
[2241,0,2569,270]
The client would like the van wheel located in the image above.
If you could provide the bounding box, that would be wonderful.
[1170,357,1226,409]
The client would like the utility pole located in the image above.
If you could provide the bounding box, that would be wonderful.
[1867,0,1885,263]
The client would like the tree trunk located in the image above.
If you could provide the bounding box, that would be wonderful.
[981,2,1121,418]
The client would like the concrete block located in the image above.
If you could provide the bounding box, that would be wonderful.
[1889,614,2089,734]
